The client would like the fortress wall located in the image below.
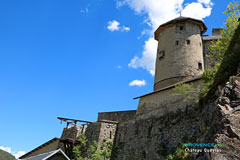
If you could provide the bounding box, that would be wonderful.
[203,40,217,70]
[97,122,117,149]
[60,125,87,140]
[111,102,201,160]
[85,121,117,150]
[137,79,202,116]
[97,110,136,122]
[85,122,102,146]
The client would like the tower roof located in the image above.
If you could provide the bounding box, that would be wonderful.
[154,16,207,40]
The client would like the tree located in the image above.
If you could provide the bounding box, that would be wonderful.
[208,1,240,63]
[171,83,201,103]
[72,134,113,160]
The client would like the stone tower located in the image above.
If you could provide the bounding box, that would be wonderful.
[153,17,207,91]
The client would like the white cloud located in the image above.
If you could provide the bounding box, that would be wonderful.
[107,20,120,31]
[129,80,146,87]
[116,1,126,8]
[117,65,122,69]
[182,3,212,19]
[13,151,26,159]
[80,8,88,13]
[122,26,130,31]
[0,146,25,159]
[0,146,11,153]
[107,20,130,32]
[128,38,157,76]
[117,0,213,75]
[197,0,213,7]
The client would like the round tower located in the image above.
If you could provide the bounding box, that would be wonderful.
[153,17,207,91]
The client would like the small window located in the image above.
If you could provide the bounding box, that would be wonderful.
[200,42,201,46]
[176,24,185,33]
[110,131,112,139]
[187,40,190,44]
[198,62,202,70]
[158,50,165,60]
[176,41,179,45]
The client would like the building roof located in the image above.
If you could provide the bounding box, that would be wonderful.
[21,149,70,160]
[134,75,202,99]
[202,35,221,41]
[19,137,59,159]
[154,16,207,40]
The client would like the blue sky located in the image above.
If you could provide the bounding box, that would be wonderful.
[0,0,231,158]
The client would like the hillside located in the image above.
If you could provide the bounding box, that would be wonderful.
[0,149,16,160]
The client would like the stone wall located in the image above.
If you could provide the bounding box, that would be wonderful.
[137,78,202,115]
[85,122,101,146]
[112,101,199,159]
[111,76,240,160]
[85,121,117,150]
[98,122,117,149]
[97,110,136,122]
[203,39,215,69]
[202,28,222,70]
[60,125,87,141]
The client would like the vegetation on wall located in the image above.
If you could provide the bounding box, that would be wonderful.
[157,143,190,160]
[171,83,201,103]
[72,134,113,160]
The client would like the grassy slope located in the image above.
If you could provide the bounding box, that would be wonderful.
[0,149,16,160]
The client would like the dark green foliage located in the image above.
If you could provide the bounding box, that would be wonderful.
[157,143,168,157]
[73,134,88,159]
[72,134,113,160]
[181,135,189,142]
[166,144,189,160]
[0,149,16,160]
[157,143,189,160]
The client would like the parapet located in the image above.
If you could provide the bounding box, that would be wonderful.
[97,110,136,122]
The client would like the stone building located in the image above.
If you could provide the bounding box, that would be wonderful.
[136,16,220,116]
[154,17,207,91]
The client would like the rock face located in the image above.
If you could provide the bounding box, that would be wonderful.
[205,76,240,160]
[111,76,240,160]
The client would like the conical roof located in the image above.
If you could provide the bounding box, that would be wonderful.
[154,16,207,40]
